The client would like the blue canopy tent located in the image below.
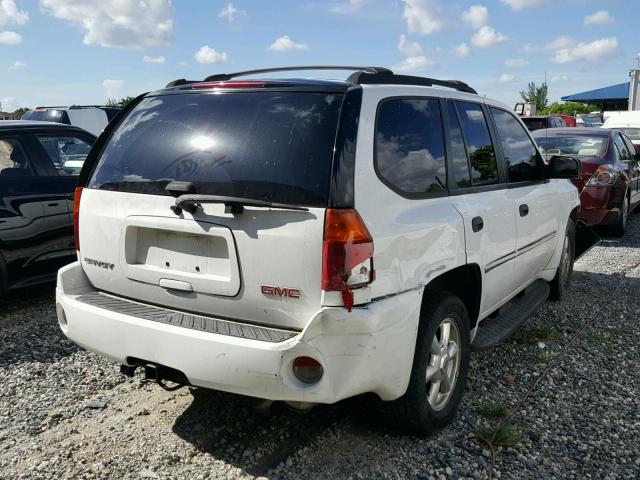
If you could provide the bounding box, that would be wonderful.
[561,82,629,110]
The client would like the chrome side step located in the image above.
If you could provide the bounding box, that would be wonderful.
[76,291,298,343]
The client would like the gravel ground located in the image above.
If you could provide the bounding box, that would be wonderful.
[1,217,639,480]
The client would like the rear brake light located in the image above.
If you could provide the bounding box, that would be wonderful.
[73,187,83,251]
[191,81,267,90]
[322,209,374,311]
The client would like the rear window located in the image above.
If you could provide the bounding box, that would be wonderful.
[21,109,71,125]
[534,135,607,157]
[521,118,547,131]
[88,92,343,206]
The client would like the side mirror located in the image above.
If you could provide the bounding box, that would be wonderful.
[545,155,582,179]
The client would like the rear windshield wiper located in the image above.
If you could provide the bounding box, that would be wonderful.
[173,194,310,215]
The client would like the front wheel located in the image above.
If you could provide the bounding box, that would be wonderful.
[549,220,575,301]
[381,291,470,435]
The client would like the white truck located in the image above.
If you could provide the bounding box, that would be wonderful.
[55,66,581,434]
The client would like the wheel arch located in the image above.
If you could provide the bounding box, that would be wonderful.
[422,263,482,329]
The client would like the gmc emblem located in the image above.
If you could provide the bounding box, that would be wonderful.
[261,285,301,299]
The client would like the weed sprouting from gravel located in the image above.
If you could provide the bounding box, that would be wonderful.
[477,403,509,420]
[514,323,560,345]
[584,328,626,353]
[476,425,523,449]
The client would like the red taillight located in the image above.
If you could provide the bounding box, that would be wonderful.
[322,209,374,311]
[73,187,83,251]
[191,81,267,89]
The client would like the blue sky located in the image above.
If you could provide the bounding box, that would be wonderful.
[0,0,637,111]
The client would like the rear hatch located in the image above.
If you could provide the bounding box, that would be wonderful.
[78,87,345,330]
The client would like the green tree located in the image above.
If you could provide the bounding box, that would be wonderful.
[519,82,548,112]
[12,107,30,119]
[105,96,136,107]
[539,101,593,116]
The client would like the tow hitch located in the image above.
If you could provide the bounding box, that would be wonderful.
[120,360,189,392]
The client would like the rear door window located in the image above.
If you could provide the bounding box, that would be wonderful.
[490,108,543,183]
[89,92,343,207]
[375,98,446,195]
[0,138,33,176]
[36,135,94,176]
[455,101,499,186]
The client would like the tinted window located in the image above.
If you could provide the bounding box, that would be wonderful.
[21,109,71,125]
[446,101,471,188]
[89,92,343,206]
[455,102,498,186]
[375,98,446,194]
[521,118,547,131]
[491,108,542,183]
[614,134,632,161]
[37,135,94,176]
[0,138,33,176]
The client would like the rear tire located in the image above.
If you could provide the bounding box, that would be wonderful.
[549,220,575,301]
[380,291,470,435]
[610,194,629,237]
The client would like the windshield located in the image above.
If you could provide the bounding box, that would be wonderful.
[534,135,607,157]
[88,91,343,207]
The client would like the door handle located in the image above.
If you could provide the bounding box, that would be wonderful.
[471,216,484,232]
[47,202,59,207]
[519,204,529,217]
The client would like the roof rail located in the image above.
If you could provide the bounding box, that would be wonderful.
[35,105,121,110]
[347,71,477,94]
[164,66,477,95]
[202,66,392,82]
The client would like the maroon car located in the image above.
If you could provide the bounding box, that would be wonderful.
[533,128,640,236]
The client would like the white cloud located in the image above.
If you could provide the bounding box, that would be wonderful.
[498,73,517,83]
[553,37,619,64]
[471,25,508,48]
[330,0,367,14]
[461,5,489,28]
[218,3,243,22]
[40,0,173,49]
[1,96,15,111]
[143,55,165,64]
[454,42,470,58]
[398,34,422,56]
[0,0,28,26]
[403,0,446,36]
[551,75,569,82]
[523,35,575,52]
[393,55,437,73]
[103,79,123,98]
[500,0,547,11]
[268,35,308,52]
[0,30,20,44]
[194,45,228,64]
[584,10,614,26]
[10,60,25,69]
[505,58,528,67]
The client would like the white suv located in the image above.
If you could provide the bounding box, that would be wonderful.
[56,67,581,434]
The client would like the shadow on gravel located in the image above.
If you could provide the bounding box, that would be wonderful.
[172,389,381,477]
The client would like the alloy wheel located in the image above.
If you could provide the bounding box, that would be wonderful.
[426,318,461,411]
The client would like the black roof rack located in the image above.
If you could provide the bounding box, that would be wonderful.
[34,105,122,110]
[165,65,477,95]
[203,65,392,82]
[347,71,477,94]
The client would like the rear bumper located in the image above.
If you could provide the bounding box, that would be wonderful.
[579,185,625,226]
[56,262,422,403]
